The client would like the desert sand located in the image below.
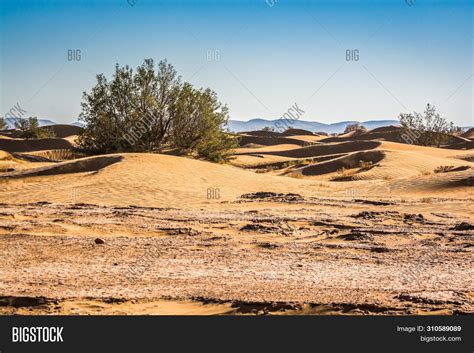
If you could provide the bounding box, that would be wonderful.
[0,127,472,315]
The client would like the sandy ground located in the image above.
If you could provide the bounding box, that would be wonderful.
[0,133,473,315]
[0,194,472,315]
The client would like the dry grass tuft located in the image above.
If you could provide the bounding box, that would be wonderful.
[434,165,455,174]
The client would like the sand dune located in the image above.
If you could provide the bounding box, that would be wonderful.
[22,149,88,162]
[2,134,470,196]
[368,125,401,133]
[319,126,469,148]
[0,150,15,161]
[0,137,73,153]
[242,130,284,137]
[444,140,474,150]
[283,135,326,143]
[40,124,83,138]
[1,147,472,209]
[254,141,381,158]
[230,136,474,193]
[239,135,310,147]
[0,150,35,172]
[1,155,122,179]
[0,153,316,207]
[230,154,298,168]
[0,126,472,315]
[321,129,405,144]
[233,144,304,154]
[462,128,474,140]
[281,128,314,136]
[331,149,471,181]
[289,150,386,177]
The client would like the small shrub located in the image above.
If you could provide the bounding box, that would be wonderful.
[289,173,305,179]
[344,123,367,134]
[434,165,455,173]
[331,167,354,181]
[398,104,459,147]
[292,159,312,168]
[337,167,347,175]
[358,160,373,170]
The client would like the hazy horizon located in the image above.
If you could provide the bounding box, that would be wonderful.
[1,0,472,125]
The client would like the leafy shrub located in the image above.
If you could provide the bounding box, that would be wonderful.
[170,83,237,162]
[78,59,236,161]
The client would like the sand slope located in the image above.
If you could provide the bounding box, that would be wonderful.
[0,128,473,315]
[239,135,310,147]
[39,124,83,138]
[462,128,474,140]
[1,149,472,208]
[0,153,316,207]
[0,137,73,153]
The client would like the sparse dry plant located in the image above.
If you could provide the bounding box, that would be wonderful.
[434,165,455,173]
[337,167,347,175]
[331,167,354,181]
[358,160,373,170]
[344,123,367,133]
[399,104,459,147]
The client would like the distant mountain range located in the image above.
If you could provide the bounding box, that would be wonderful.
[3,117,469,135]
[2,117,400,133]
[228,119,400,134]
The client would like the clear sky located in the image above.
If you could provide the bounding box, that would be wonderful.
[1,0,472,125]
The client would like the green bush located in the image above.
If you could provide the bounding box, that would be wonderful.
[78,59,236,161]
[170,83,237,161]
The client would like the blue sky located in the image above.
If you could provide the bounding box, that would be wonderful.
[1,0,472,125]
